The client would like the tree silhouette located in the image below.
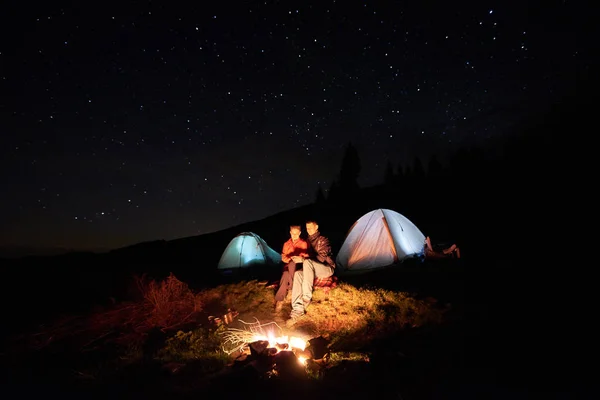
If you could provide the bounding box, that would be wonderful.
[427,154,443,178]
[426,154,445,189]
[395,162,405,185]
[338,142,361,191]
[315,184,326,204]
[412,156,425,180]
[384,160,395,186]
[329,142,362,203]
[327,180,341,203]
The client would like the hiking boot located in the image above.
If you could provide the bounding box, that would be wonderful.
[286,309,303,326]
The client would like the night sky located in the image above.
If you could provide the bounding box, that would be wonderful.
[0,1,589,252]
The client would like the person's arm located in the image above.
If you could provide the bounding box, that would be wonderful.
[298,240,309,258]
[281,241,292,263]
[315,237,332,263]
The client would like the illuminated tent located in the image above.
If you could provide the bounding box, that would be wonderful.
[336,209,426,272]
[217,232,282,271]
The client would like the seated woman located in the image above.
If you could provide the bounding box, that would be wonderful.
[274,225,309,311]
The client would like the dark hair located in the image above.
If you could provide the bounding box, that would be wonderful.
[306,220,318,225]
[289,225,301,231]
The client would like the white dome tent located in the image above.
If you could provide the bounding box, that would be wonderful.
[336,209,426,273]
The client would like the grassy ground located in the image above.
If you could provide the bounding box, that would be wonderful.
[0,258,586,399]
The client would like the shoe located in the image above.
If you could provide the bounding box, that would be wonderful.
[286,311,303,327]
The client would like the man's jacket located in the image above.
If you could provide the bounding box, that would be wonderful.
[307,232,336,269]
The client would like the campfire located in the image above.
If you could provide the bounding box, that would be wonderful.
[219,318,329,378]
[245,332,309,364]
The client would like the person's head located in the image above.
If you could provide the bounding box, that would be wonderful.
[289,225,302,240]
[305,220,319,236]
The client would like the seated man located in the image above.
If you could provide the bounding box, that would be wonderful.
[289,220,335,321]
[274,225,309,312]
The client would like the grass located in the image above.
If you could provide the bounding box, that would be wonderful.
[2,270,451,398]
[288,282,444,342]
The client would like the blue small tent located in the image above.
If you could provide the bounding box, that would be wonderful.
[217,232,281,271]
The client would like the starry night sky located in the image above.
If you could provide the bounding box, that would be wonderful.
[0,1,589,252]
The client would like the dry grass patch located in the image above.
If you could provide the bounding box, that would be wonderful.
[290,282,445,345]
[27,273,204,351]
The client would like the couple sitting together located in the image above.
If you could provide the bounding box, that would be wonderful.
[274,220,335,323]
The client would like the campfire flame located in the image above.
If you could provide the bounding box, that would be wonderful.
[249,331,307,365]
[250,332,307,352]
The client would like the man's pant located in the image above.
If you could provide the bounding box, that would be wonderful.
[291,259,334,313]
[274,261,298,302]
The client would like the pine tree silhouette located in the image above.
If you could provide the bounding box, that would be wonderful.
[384,160,395,186]
[315,184,326,204]
[412,156,425,179]
[328,142,362,203]
[427,154,443,179]
[395,162,405,185]
[338,142,361,192]
[327,180,341,203]
[427,154,444,188]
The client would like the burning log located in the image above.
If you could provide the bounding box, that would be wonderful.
[266,347,278,356]
[249,340,269,357]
